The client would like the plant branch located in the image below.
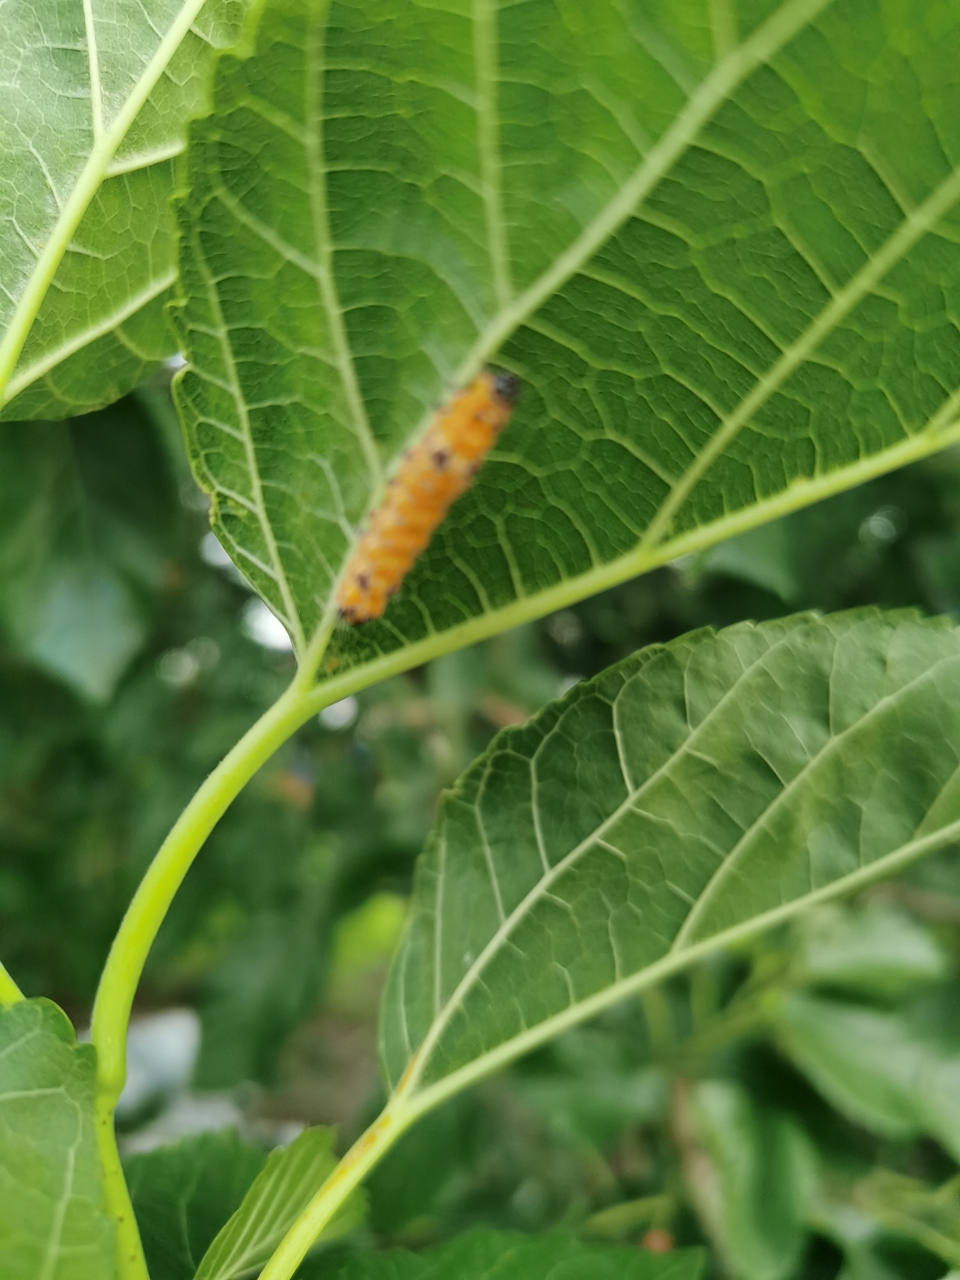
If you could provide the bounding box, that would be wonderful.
[95,1093,149,1280]
[89,674,328,1276]
[90,678,321,1099]
[0,960,23,1005]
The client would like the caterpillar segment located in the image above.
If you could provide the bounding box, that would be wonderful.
[336,371,521,624]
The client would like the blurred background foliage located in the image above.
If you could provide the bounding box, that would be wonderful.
[5,380,960,1278]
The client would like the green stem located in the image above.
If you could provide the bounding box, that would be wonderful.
[0,959,23,1005]
[89,673,323,1276]
[95,1093,149,1280]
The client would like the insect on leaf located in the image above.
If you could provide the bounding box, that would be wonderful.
[171,0,960,672]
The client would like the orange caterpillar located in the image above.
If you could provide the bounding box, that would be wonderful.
[336,371,520,623]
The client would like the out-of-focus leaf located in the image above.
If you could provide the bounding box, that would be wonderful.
[515,1027,666,1151]
[696,523,801,603]
[380,612,960,1108]
[854,1172,960,1268]
[195,1127,363,1280]
[326,1228,705,1279]
[194,887,328,1089]
[0,402,177,699]
[772,992,960,1156]
[125,1129,265,1280]
[0,0,254,420]
[173,0,960,676]
[791,903,947,998]
[0,999,114,1279]
[682,1079,813,1280]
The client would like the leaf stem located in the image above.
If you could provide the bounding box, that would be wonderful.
[0,959,23,1005]
[89,675,325,1273]
[91,680,319,1097]
[95,1094,149,1280]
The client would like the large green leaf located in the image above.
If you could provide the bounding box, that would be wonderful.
[771,992,960,1155]
[172,0,960,677]
[680,1080,813,1280]
[378,612,960,1111]
[0,0,253,420]
[0,999,115,1280]
[852,1172,960,1269]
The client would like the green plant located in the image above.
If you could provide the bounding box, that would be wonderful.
[4,1,960,1278]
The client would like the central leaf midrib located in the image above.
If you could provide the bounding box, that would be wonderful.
[640,164,960,553]
[472,0,512,310]
[447,0,835,392]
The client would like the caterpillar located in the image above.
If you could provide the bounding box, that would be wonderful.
[336,370,521,624]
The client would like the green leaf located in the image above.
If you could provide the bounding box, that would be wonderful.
[327,1228,705,1280]
[0,999,115,1280]
[172,0,960,674]
[790,902,947,998]
[0,0,254,420]
[0,401,177,700]
[695,522,801,603]
[125,1130,265,1280]
[853,1172,960,1268]
[194,1127,364,1280]
[681,1079,814,1280]
[379,611,960,1111]
[771,992,960,1155]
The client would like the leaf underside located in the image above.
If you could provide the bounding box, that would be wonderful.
[171,0,960,673]
[0,999,114,1280]
[0,0,253,421]
[380,612,960,1098]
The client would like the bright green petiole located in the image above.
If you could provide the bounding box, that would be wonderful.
[0,960,23,1006]
[89,647,338,1279]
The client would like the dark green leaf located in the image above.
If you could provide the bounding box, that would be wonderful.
[0,402,177,699]
[0,999,114,1280]
[328,1228,705,1280]
[683,1079,813,1280]
[771,992,960,1155]
[125,1130,265,1280]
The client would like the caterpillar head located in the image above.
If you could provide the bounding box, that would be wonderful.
[493,372,521,405]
